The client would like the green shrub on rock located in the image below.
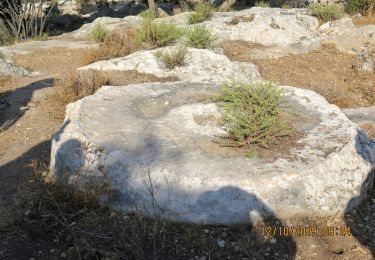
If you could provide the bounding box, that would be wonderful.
[309,4,345,22]
[185,25,216,49]
[138,9,156,21]
[216,81,291,152]
[136,20,183,47]
[90,24,108,42]
[188,2,215,24]
[255,1,271,7]
[345,0,370,13]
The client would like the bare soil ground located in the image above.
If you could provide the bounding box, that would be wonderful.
[0,41,375,260]
[224,42,375,108]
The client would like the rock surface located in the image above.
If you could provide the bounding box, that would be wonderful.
[79,47,261,83]
[0,60,29,76]
[50,82,375,224]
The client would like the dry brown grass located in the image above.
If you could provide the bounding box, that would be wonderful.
[83,29,139,65]
[224,43,375,108]
[0,75,11,89]
[224,15,255,25]
[49,70,179,120]
[154,47,187,70]
[352,13,375,27]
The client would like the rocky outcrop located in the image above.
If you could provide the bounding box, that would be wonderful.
[50,82,375,224]
[79,47,261,83]
[0,60,29,76]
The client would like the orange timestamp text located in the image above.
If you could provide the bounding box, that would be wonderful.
[261,225,351,237]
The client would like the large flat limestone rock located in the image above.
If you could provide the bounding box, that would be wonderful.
[79,47,261,83]
[50,82,375,224]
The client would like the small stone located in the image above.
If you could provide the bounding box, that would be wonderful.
[217,240,225,248]
[270,238,277,244]
[221,232,227,238]
[50,249,55,253]
[203,229,209,233]
[60,252,67,258]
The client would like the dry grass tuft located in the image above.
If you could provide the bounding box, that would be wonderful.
[154,47,188,70]
[0,75,11,89]
[225,15,255,25]
[52,71,109,118]
[352,13,375,26]
[83,29,139,65]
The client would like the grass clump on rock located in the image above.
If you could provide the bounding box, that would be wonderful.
[185,25,216,49]
[83,29,139,65]
[309,4,345,22]
[0,50,6,60]
[90,24,108,42]
[154,47,188,70]
[136,20,183,47]
[216,82,291,156]
[52,71,109,118]
[255,1,271,7]
[138,9,157,20]
[188,2,215,24]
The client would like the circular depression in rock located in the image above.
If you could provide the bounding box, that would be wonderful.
[50,82,375,224]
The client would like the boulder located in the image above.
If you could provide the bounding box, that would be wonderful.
[50,82,375,224]
[68,16,143,38]
[0,60,29,76]
[79,47,261,83]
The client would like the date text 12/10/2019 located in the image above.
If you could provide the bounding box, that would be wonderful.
[261,226,352,237]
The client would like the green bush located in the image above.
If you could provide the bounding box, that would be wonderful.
[185,25,216,49]
[90,24,108,42]
[138,9,156,21]
[216,82,291,153]
[136,20,183,47]
[187,2,215,24]
[309,4,345,21]
[154,47,188,70]
[345,0,369,13]
[0,50,6,60]
[255,1,271,7]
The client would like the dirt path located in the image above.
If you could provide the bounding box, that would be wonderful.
[0,38,374,259]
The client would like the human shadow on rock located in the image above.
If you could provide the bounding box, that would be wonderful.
[345,129,375,258]
[193,186,296,259]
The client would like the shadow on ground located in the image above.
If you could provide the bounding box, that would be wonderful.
[0,78,54,131]
[344,129,375,258]
[0,132,297,259]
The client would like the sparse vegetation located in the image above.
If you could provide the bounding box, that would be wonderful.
[83,29,139,65]
[215,81,291,154]
[225,15,255,25]
[154,47,188,70]
[52,71,109,117]
[135,20,183,47]
[90,24,108,42]
[309,4,345,22]
[185,25,216,49]
[282,3,290,8]
[346,0,375,13]
[255,1,271,7]
[138,9,156,20]
[0,50,6,60]
[187,2,215,24]
[35,32,49,41]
